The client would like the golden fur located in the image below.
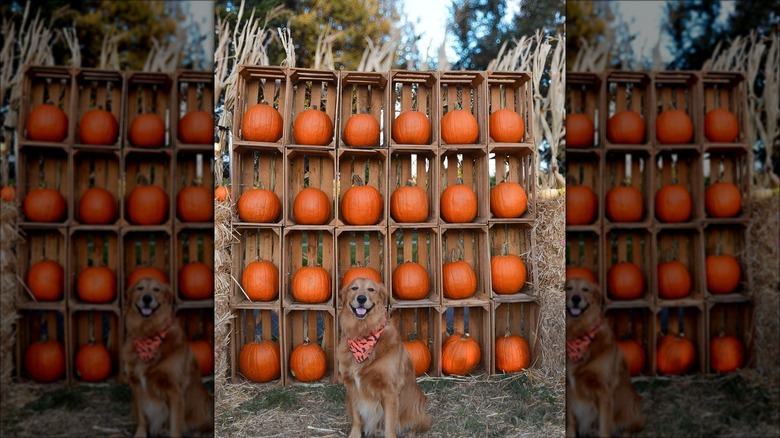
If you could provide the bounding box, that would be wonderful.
[337,278,431,438]
[122,278,213,437]
[566,277,645,438]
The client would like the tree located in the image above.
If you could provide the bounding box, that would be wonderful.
[565,0,613,67]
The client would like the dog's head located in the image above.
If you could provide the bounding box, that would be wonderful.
[339,278,388,334]
[125,278,174,331]
[565,277,603,337]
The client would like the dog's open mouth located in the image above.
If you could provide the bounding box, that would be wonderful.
[351,304,373,319]
[137,304,158,318]
[567,304,587,318]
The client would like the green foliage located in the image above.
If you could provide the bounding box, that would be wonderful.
[565,1,613,66]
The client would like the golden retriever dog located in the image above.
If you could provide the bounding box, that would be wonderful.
[337,278,431,438]
[566,277,645,438]
[122,278,213,437]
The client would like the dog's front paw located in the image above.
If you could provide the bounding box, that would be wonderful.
[133,427,148,438]
[348,428,362,438]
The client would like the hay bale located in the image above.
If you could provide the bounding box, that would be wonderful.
[0,200,21,392]
[214,195,237,402]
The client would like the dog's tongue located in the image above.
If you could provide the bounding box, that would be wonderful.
[141,307,153,317]
[355,307,367,316]
[570,307,582,316]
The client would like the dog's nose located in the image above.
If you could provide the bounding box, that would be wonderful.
[356,295,367,304]
[142,295,152,305]
[571,294,581,305]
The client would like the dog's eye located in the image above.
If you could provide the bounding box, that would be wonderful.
[351,286,358,291]
[582,287,590,292]
[565,286,573,291]
[152,287,160,292]
[367,288,374,292]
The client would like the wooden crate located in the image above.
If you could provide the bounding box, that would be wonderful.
[338,71,389,148]
[232,307,284,385]
[15,309,69,383]
[388,148,438,227]
[653,71,701,148]
[124,72,173,150]
[393,306,441,377]
[703,224,750,300]
[174,151,214,226]
[654,305,705,375]
[706,301,753,373]
[566,150,601,230]
[232,146,285,226]
[282,227,336,308]
[69,230,120,308]
[336,149,388,226]
[606,307,653,376]
[654,150,703,225]
[701,72,749,147]
[19,149,70,226]
[491,301,541,374]
[232,226,283,308]
[388,71,438,148]
[566,230,601,285]
[71,149,121,226]
[173,70,214,151]
[487,71,533,146]
[388,226,440,307]
[176,307,215,344]
[70,309,121,382]
[284,148,336,226]
[175,229,214,306]
[439,71,488,147]
[287,69,339,149]
[335,226,387,306]
[440,225,490,307]
[602,71,652,149]
[283,308,337,385]
[439,149,489,224]
[17,227,68,308]
[124,151,173,227]
[489,223,537,301]
[489,145,536,223]
[122,230,172,287]
[604,150,652,228]
[653,228,705,306]
[566,72,601,149]
[18,66,74,147]
[703,149,751,223]
[233,66,290,147]
[439,304,491,376]
[73,69,124,150]
[604,229,653,307]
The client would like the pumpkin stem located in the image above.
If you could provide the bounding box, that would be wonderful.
[677,306,685,338]
[88,310,96,345]
[303,309,310,345]
[500,241,509,257]
[193,154,204,186]
[136,172,149,186]
[406,179,416,187]
[504,309,511,337]
[351,174,364,187]
[254,323,264,343]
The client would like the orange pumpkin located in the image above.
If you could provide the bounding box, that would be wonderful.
[392,262,430,300]
[704,109,739,142]
[656,109,694,144]
[657,261,691,299]
[710,334,744,373]
[491,253,526,294]
[293,187,331,225]
[23,188,67,223]
[79,108,119,145]
[129,113,165,147]
[75,343,112,382]
[566,113,594,148]
[607,110,645,144]
[618,339,645,376]
[442,260,478,299]
[27,260,64,301]
[705,182,742,218]
[239,338,281,383]
[402,339,432,377]
[705,254,741,295]
[490,181,527,218]
[242,103,283,142]
[126,266,168,287]
[237,188,281,223]
[25,340,66,382]
[340,176,383,225]
[127,184,169,225]
[289,341,327,382]
[440,184,478,223]
[26,104,68,142]
[656,333,695,375]
[441,109,479,144]
[78,187,117,224]
[606,184,643,222]
[189,340,214,376]
[489,109,524,143]
[76,266,117,303]
[566,266,598,284]
[241,260,279,302]
[495,334,530,373]
[390,182,429,223]
[343,113,380,147]
[293,108,333,145]
[1,186,15,201]
[178,111,213,144]
[655,184,692,223]
[177,186,213,222]
[566,185,598,225]
[341,266,382,289]
[441,333,481,376]
[607,262,644,300]
[178,262,213,300]
[291,266,331,304]
[392,110,431,144]
[214,186,231,202]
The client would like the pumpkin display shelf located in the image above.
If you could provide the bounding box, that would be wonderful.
[438,71,488,149]
[388,71,439,149]
[72,69,124,151]
[567,70,753,376]
[338,72,388,150]
[19,66,74,149]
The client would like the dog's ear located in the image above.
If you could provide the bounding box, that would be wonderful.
[373,280,389,308]
[338,279,352,309]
